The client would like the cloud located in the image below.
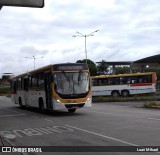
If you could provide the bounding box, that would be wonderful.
[0,0,160,75]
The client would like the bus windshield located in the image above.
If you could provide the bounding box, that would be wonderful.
[53,72,89,96]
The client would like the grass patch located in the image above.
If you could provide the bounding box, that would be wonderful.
[0,87,11,94]
[92,95,160,102]
[144,102,157,108]
[144,101,160,108]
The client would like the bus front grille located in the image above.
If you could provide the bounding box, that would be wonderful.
[65,103,85,109]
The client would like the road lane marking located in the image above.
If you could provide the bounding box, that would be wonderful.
[66,125,138,146]
[88,110,113,115]
[44,119,54,122]
[148,118,160,121]
[0,126,74,138]
[0,114,26,118]
[32,116,39,119]
[0,107,24,114]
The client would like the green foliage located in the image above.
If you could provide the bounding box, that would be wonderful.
[93,96,160,102]
[76,59,97,76]
[97,60,109,75]
[143,101,160,108]
[0,87,10,94]
[2,75,10,80]
[115,66,130,74]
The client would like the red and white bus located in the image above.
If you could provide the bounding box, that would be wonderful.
[11,63,92,113]
[91,72,156,97]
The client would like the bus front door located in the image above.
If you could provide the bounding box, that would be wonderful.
[23,78,29,106]
[45,73,53,110]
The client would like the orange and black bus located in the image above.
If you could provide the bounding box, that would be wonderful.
[11,63,92,113]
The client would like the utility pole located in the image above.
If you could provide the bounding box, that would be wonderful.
[73,30,99,65]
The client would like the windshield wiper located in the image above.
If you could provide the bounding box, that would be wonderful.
[62,72,70,84]
[78,71,82,85]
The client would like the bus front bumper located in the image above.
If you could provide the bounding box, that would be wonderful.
[53,97,92,110]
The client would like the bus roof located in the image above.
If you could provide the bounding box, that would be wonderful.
[91,72,155,79]
[12,63,88,79]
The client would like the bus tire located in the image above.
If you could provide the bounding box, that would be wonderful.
[68,109,76,113]
[111,90,120,97]
[121,90,130,97]
[39,98,46,113]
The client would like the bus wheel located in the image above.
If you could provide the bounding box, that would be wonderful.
[121,90,130,97]
[111,90,120,97]
[68,109,76,113]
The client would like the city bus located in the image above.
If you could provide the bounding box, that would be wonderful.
[91,72,156,97]
[11,63,92,113]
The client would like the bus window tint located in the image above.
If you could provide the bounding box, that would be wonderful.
[32,75,38,88]
[92,79,98,86]
[131,76,138,83]
[120,76,131,84]
[92,78,109,86]
[110,77,120,85]
[38,73,45,88]
[103,79,109,85]
[141,75,152,83]
[114,77,120,85]
[131,75,152,84]
[98,79,103,86]
[17,78,22,89]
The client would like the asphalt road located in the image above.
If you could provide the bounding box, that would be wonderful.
[0,96,160,155]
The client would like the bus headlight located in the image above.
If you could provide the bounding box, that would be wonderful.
[87,96,92,102]
[56,99,61,103]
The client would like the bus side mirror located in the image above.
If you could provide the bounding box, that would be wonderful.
[0,0,44,8]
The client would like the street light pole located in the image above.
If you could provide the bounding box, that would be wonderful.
[73,30,99,65]
[84,35,87,64]
[25,55,43,69]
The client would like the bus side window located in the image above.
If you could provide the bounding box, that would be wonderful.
[147,75,152,83]
[98,79,103,86]
[92,79,98,86]
[126,77,131,84]
[139,77,143,83]
[31,74,38,88]
[103,79,109,85]
[142,75,152,83]
[38,73,45,88]
[120,77,124,84]
[17,78,22,90]
[131,76,138,83]
[114,77,120,85]
[109,78,114,85]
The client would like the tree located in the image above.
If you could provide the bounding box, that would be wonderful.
[115,66,130,74]
[2,75,13,83]
[97,60,109,75]
[76,59,97,76]
[2,75,10,81]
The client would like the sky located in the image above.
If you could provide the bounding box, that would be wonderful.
[0,0,160,76]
